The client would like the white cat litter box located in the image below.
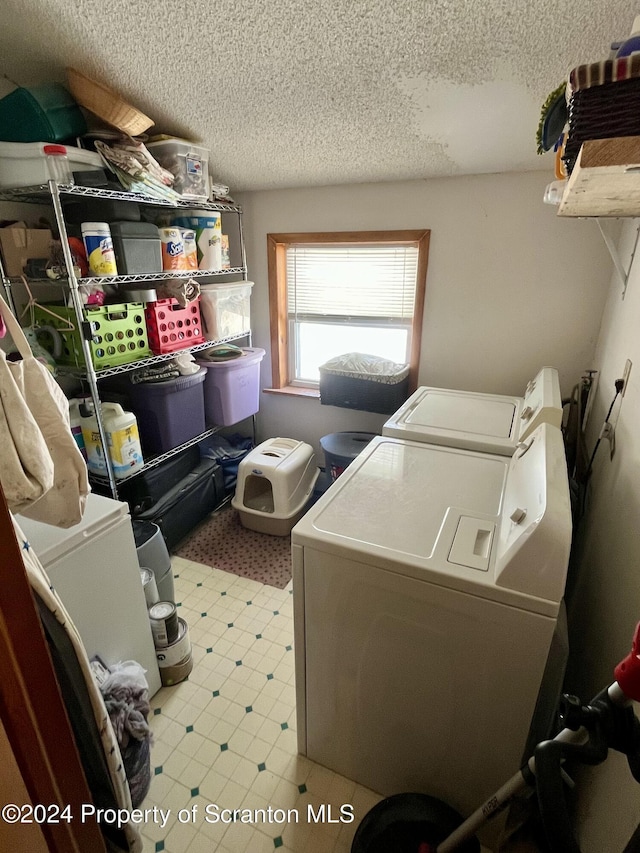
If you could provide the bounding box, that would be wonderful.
[232,438,319,536]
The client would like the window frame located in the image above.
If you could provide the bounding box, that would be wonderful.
[267,230,430,395]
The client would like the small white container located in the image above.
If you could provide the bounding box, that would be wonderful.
[43,144,74,184]
[140,568,160,606]
[0,141,103,189]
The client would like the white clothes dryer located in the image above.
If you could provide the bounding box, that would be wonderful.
[382,366,562,455]
[292,425,572,817]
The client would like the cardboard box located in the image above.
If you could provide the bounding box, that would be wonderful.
[0,222,52,276]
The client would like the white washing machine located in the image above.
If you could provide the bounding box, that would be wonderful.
[292,425,572,817]
[382,366,562,455]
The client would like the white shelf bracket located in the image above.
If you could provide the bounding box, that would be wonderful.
[596,218,640,300]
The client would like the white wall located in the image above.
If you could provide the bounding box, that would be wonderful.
[567,218,640,852]
[238,171,612,456]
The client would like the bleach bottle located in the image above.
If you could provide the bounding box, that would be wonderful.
[68,397,88,459]
[81,402,144,479]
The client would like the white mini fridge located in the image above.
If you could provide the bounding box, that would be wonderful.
[18,493,161,697]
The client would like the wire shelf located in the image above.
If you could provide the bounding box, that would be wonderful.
[0,183,242,212]
[0,179,250,499]
[7,267,245,286]
[88,425,224,485]
[78,267,245,286]
[56,332,249,378]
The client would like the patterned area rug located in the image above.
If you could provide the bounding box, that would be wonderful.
[174,504,292,589]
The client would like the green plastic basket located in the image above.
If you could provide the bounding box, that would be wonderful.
[0,84,87,143]
[34,302,151,369]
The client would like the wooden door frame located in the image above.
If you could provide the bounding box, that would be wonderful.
[0,485,106,853]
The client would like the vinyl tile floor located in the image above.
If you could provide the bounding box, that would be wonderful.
[141,556,384,853]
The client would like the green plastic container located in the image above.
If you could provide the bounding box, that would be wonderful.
[34,302,151,370]
[0,84,87,143]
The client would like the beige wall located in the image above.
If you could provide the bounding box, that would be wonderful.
[567,218,640,851]
[238,171,612,456]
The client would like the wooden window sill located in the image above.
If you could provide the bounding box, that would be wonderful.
[263,386,320,399]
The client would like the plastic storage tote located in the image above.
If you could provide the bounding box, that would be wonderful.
[199,281,253,341]
[195,347,265,426]
[146,138,210,201]
[0,141,103,189]
[129,367,207,455]
[0,84,87,143]
[320,431,377,481]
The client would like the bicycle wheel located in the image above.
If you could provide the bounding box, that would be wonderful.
[351,792,480,853]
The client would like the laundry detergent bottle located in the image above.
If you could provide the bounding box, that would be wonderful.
[81,402,144,479]
[68,397,87,459]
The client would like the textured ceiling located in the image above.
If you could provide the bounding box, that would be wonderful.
[0,0,635,192]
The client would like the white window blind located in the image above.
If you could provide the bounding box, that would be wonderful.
[286,244,419,320]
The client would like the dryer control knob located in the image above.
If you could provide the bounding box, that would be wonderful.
[510,507,527,524]
[521,405,534,420]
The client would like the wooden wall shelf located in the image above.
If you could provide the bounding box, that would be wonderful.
[558,136,640,218]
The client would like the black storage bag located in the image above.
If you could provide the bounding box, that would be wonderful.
[133,458,224,551]
[116,445,200,514]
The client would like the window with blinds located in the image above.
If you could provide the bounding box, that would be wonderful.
[286,244,420,384]
[267,230,430,392]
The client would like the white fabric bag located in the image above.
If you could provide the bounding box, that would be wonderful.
[12,516,142,852]
[0,293,89,527]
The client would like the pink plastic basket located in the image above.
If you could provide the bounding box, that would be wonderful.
[145,297,205,354]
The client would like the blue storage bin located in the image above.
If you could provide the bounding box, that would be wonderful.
[129,368,207,455]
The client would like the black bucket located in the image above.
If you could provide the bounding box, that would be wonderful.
[319,431,377,481]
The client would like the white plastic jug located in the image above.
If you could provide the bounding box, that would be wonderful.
[67,397,87,459]
[81,402,144,479]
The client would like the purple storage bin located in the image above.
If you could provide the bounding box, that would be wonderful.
[130,367,207,455]
[195,347,265,426]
